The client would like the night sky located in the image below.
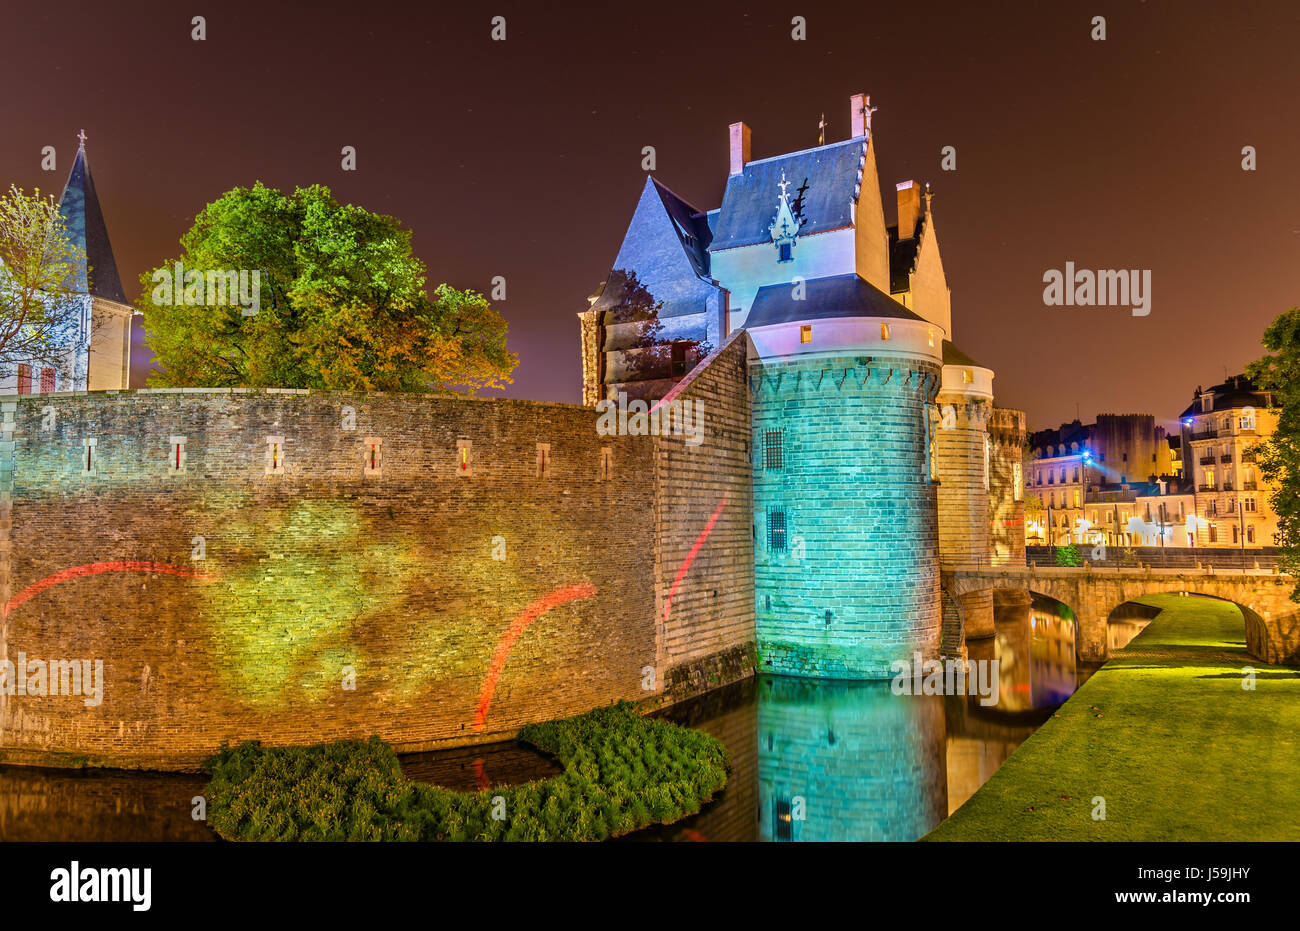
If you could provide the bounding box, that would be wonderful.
[2,0,1296,431]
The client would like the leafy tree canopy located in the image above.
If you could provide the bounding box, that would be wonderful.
[140,182,517,392]
[0,185,85,377]
[1247,306,1300,593]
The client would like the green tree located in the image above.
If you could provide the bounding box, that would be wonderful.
[139,182,517,392]
[0,185,85,379]
[1247,306,1300,595]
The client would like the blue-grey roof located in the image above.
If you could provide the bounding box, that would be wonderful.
[743,274,924,328]
[58,145,126,304]
[708,138,866,251]
[590,177,721,320]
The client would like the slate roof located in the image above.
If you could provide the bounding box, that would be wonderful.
[708,138,866,251]
[590,177,721,321]
[941,339,983,368]
[1030,420,1093,455]
[887,216,925,292]
[1179,374,1272,418]
[743,273,924,328]
[58,144,126,304]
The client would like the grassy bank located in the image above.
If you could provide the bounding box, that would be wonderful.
[928,593,1300,841]
[204,702,728,841]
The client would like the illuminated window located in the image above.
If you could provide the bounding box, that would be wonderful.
[764,430,783,470]
[927,328,935,348]
[880,323,890,340]
[536,442,550,478]
[768,509,788,552]
[1012,463,1023,501]
[364,437,383,477]
[16,364,31,395]
[1073,490,1081,508]
[265,435,286,475]
[962,369,973,384]
[169,435,187,473]
[800,325,812,344]
[456,439,472,476]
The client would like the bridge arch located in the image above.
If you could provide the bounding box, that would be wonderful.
[943,566,1299,666]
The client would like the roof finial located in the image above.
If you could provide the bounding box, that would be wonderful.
[862,96,878,130]
[77,129,87,150]
[818,112,827,146]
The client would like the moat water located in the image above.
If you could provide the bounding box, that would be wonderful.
[0,597,1151,842]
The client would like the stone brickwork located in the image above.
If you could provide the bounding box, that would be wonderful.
[988,407,1027,566]
[948,565,1300,665]
[654,332,756,700]
[936,393,993,639]
[0,388,756,770]
[750,354,942,678]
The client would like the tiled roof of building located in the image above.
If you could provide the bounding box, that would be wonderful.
[887,216,924,292]
[58,144,126,304]
[590,177,722,321]
[1030,420,1093,454]
[1179,374,1273,418]
[941,339,982,368]
[743,273,923,328]
[709,138,865,251]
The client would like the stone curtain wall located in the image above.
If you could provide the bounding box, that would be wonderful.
[750,355,942,678]
[1,390,663,769]
[653,332,756,700]
[988,407,1028,565]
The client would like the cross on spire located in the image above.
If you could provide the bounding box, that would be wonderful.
[77,129,87,149]
[777,170,791,200]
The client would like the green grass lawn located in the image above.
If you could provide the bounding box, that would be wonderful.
[927,593,1300,841]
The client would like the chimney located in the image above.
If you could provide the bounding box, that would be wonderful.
[896,180,921,238]
[728,122,751,175]
[850,93,871,137]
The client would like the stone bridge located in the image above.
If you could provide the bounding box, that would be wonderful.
[944,565,1300,666]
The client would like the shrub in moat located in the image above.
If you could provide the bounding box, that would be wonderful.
[203,702,728,841]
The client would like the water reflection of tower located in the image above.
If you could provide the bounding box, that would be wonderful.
[973,600,1077,713]
[757,677,946,842]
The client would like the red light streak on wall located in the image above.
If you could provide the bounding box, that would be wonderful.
[472,582,598,732]
[2,561,219,619]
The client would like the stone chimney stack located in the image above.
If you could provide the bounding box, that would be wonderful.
[728,122,751,175]
[896,180,921,238]
[850,93,872,137]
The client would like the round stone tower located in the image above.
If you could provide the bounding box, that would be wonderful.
[935,343,996,640]
[746,275,943,679]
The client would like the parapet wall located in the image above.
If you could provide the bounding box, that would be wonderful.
[0,376,754,769]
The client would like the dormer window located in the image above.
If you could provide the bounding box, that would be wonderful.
[800,325,812,344]
[778,242,793,263]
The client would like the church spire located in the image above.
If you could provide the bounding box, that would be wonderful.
[58,131,126,305]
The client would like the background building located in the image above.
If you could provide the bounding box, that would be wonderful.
[1179,374,1279,548]
[1,135,134,395]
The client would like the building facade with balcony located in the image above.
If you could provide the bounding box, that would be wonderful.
[1178,374,1279,548]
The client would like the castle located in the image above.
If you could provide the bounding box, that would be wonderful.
[1,134,135,396]
[580,93,1026,675]
[0,95,1025,769]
